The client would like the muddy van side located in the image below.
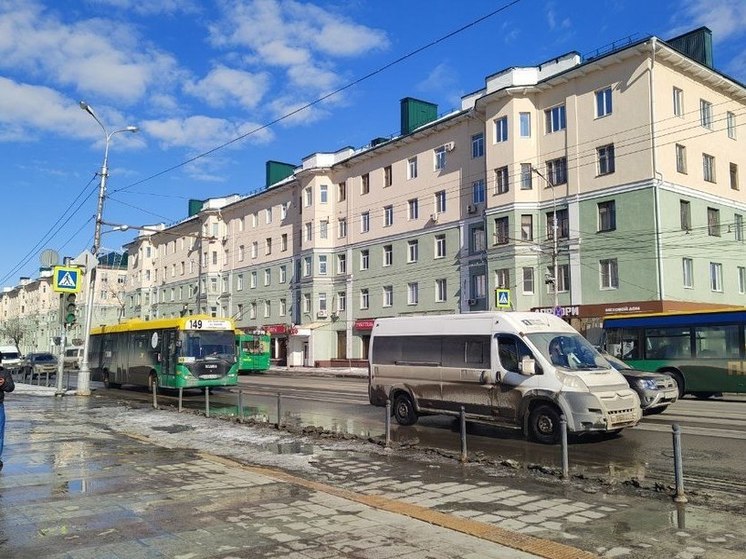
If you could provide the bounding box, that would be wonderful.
[368,312,641,444]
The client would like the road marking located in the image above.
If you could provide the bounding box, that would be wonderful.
[633,422,746,439]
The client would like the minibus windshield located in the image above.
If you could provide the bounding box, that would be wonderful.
[526,332,611,371]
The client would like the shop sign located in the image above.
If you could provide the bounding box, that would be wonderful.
[264,324,288,335]
[354,318,376,331]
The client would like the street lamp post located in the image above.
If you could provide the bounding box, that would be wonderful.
[77,101,138,396]
[531,166,559,312]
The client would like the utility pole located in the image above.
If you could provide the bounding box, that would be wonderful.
[196,227,204,314]
[531,166,559,312]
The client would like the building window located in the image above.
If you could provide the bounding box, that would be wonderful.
[521,215,533,241]
[700,99,713,129]
[305,222,313,241]
[727,111,737,140]
[735,214,743,241]
[739,267,746,294]
[361,173,370,195]
[264,300,271,318]
[279,298,286,316]
[338,218,347,238]
[473,273,486,298]
[320,185,328,204]
[383,285,393,307]
[600,259,619,289]
[303,293,311,314]
[318,293,327,313]
[731,163,739,190]
[522,267,534,294]
[281,233,288,252]
[407,240,419,263]
[318,255,328,276]
[520,163,533,190]
[303,256,312,277]
[494,217,509,245]
[494,116,508,142]
[338,181,346,202]
[383,245,393,267]
[280,202,288,220]
[703,153,716,183]
[238,245,245,261]
[250,302,257,319]
[337,254,346,274]
[279,265,287,283]
[710,262,723,292]
[595,87,612,117]
[434,146,447,171]
[471,225,486,253]
[519,112,531,137]
[545,104,566,133]
[360,249,369,270]
[471,133,484,158]
[301,186,310,207]
[384,165,392,187]
[250,271,257,288]
[319,220,328,239]
[237,274,244,291]
[675,144,687,174]
[472,179,485,204]
[384,205,394,227]
[360,289,369,310]
[680,200,691,231]
[548,264,570,293]
[251,241,258,259]
[495,268,510,289]
[266,208,273,224]
[408,157,418,179]
[264,269,271,285]
[408,198,419,220]
[495,166,509,194]
[435,234,446,258]
[597,144,615,175]
[337,291,346,312]
[598,200,616,232]
[707,207,720,237]
[361,211,370,233]
[435,190,447,213]
[435,278,447,302]
[546,208,569,239]
[407,282,419,305]
[265,238,272,255]
[673,87,684,117]
[546,157,567,185]
[682,258,693,288]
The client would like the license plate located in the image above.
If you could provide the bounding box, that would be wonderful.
[611,412,634,424]
[200,374,219,379]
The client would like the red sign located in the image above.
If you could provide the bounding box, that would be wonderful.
[264,324,288,335]
[354,318,376,331]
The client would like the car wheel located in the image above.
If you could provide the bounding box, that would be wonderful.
[664,371,685,399]
[393,392,418,426]
[528,404,562,444]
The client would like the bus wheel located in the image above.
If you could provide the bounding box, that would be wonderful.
[693,392,715,400]
[393,393,418,426]
[529,404,562,444]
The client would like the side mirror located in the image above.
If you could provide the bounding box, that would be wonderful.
[519,356,536,376]
[479,370,501,384]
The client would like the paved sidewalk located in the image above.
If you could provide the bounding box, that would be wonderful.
[1,388,745,559]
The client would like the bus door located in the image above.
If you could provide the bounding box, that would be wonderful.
[160,329,179,384]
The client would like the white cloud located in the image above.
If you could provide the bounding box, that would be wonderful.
[185,66,271,110]
[267,97,329,126]
[668,0,746,42]
[142,115,274,151]
[86,0,200,16]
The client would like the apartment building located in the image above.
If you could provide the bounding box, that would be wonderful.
[117,27,745,367]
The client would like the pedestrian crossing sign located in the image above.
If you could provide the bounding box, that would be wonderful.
[495,288,511,308]
[52,266,83,293]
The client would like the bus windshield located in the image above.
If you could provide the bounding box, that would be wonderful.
[183,331,236,361]
[526,332,611,371]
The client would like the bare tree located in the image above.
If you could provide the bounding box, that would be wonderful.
[0,318,26,353]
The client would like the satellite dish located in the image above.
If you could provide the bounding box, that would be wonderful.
[40,249,60,267]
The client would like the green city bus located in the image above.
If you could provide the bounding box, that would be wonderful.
[89,315,239,390]
[603,309,746,398]
[236,331,271,374]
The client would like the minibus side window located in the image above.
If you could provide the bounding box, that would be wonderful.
[497,335,536,374]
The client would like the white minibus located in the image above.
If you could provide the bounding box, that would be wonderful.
[368,312,641,443]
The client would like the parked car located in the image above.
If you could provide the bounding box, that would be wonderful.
[63,346,84,370]
[0,345,22,372]
[20,352,58,383]
[603,352,679,414]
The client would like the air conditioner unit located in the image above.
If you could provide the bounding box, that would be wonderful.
[317,310,328,318]
[467,298,477,306]
[430,213,439,222]
[467,204,478,214]
[444,141,455,152]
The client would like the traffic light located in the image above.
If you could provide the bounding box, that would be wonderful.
[64,293,77,325]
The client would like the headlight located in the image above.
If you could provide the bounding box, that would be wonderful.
[637,379,658,390]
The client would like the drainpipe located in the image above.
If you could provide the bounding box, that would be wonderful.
[649,37,665,303]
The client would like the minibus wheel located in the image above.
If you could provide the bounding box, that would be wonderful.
[393,393,418,426]
[528,404,561,444]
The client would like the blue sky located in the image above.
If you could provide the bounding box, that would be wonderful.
[1,0,745,286]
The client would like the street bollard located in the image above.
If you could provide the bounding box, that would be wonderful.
[205,388,210,418]
[238,390,244,420]
[151,379,158,409]
[385,398,391,447]
[460,406,467,462]
[560,415,569,480]
[672,423,688,503]
[277,392,283,428]
[178,387,183,413]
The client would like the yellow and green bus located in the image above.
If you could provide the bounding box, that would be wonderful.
[236,331,271,374]
[89,315,239,390]
[603,308,746,398]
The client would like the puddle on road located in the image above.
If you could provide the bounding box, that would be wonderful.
[151,424,194,434]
